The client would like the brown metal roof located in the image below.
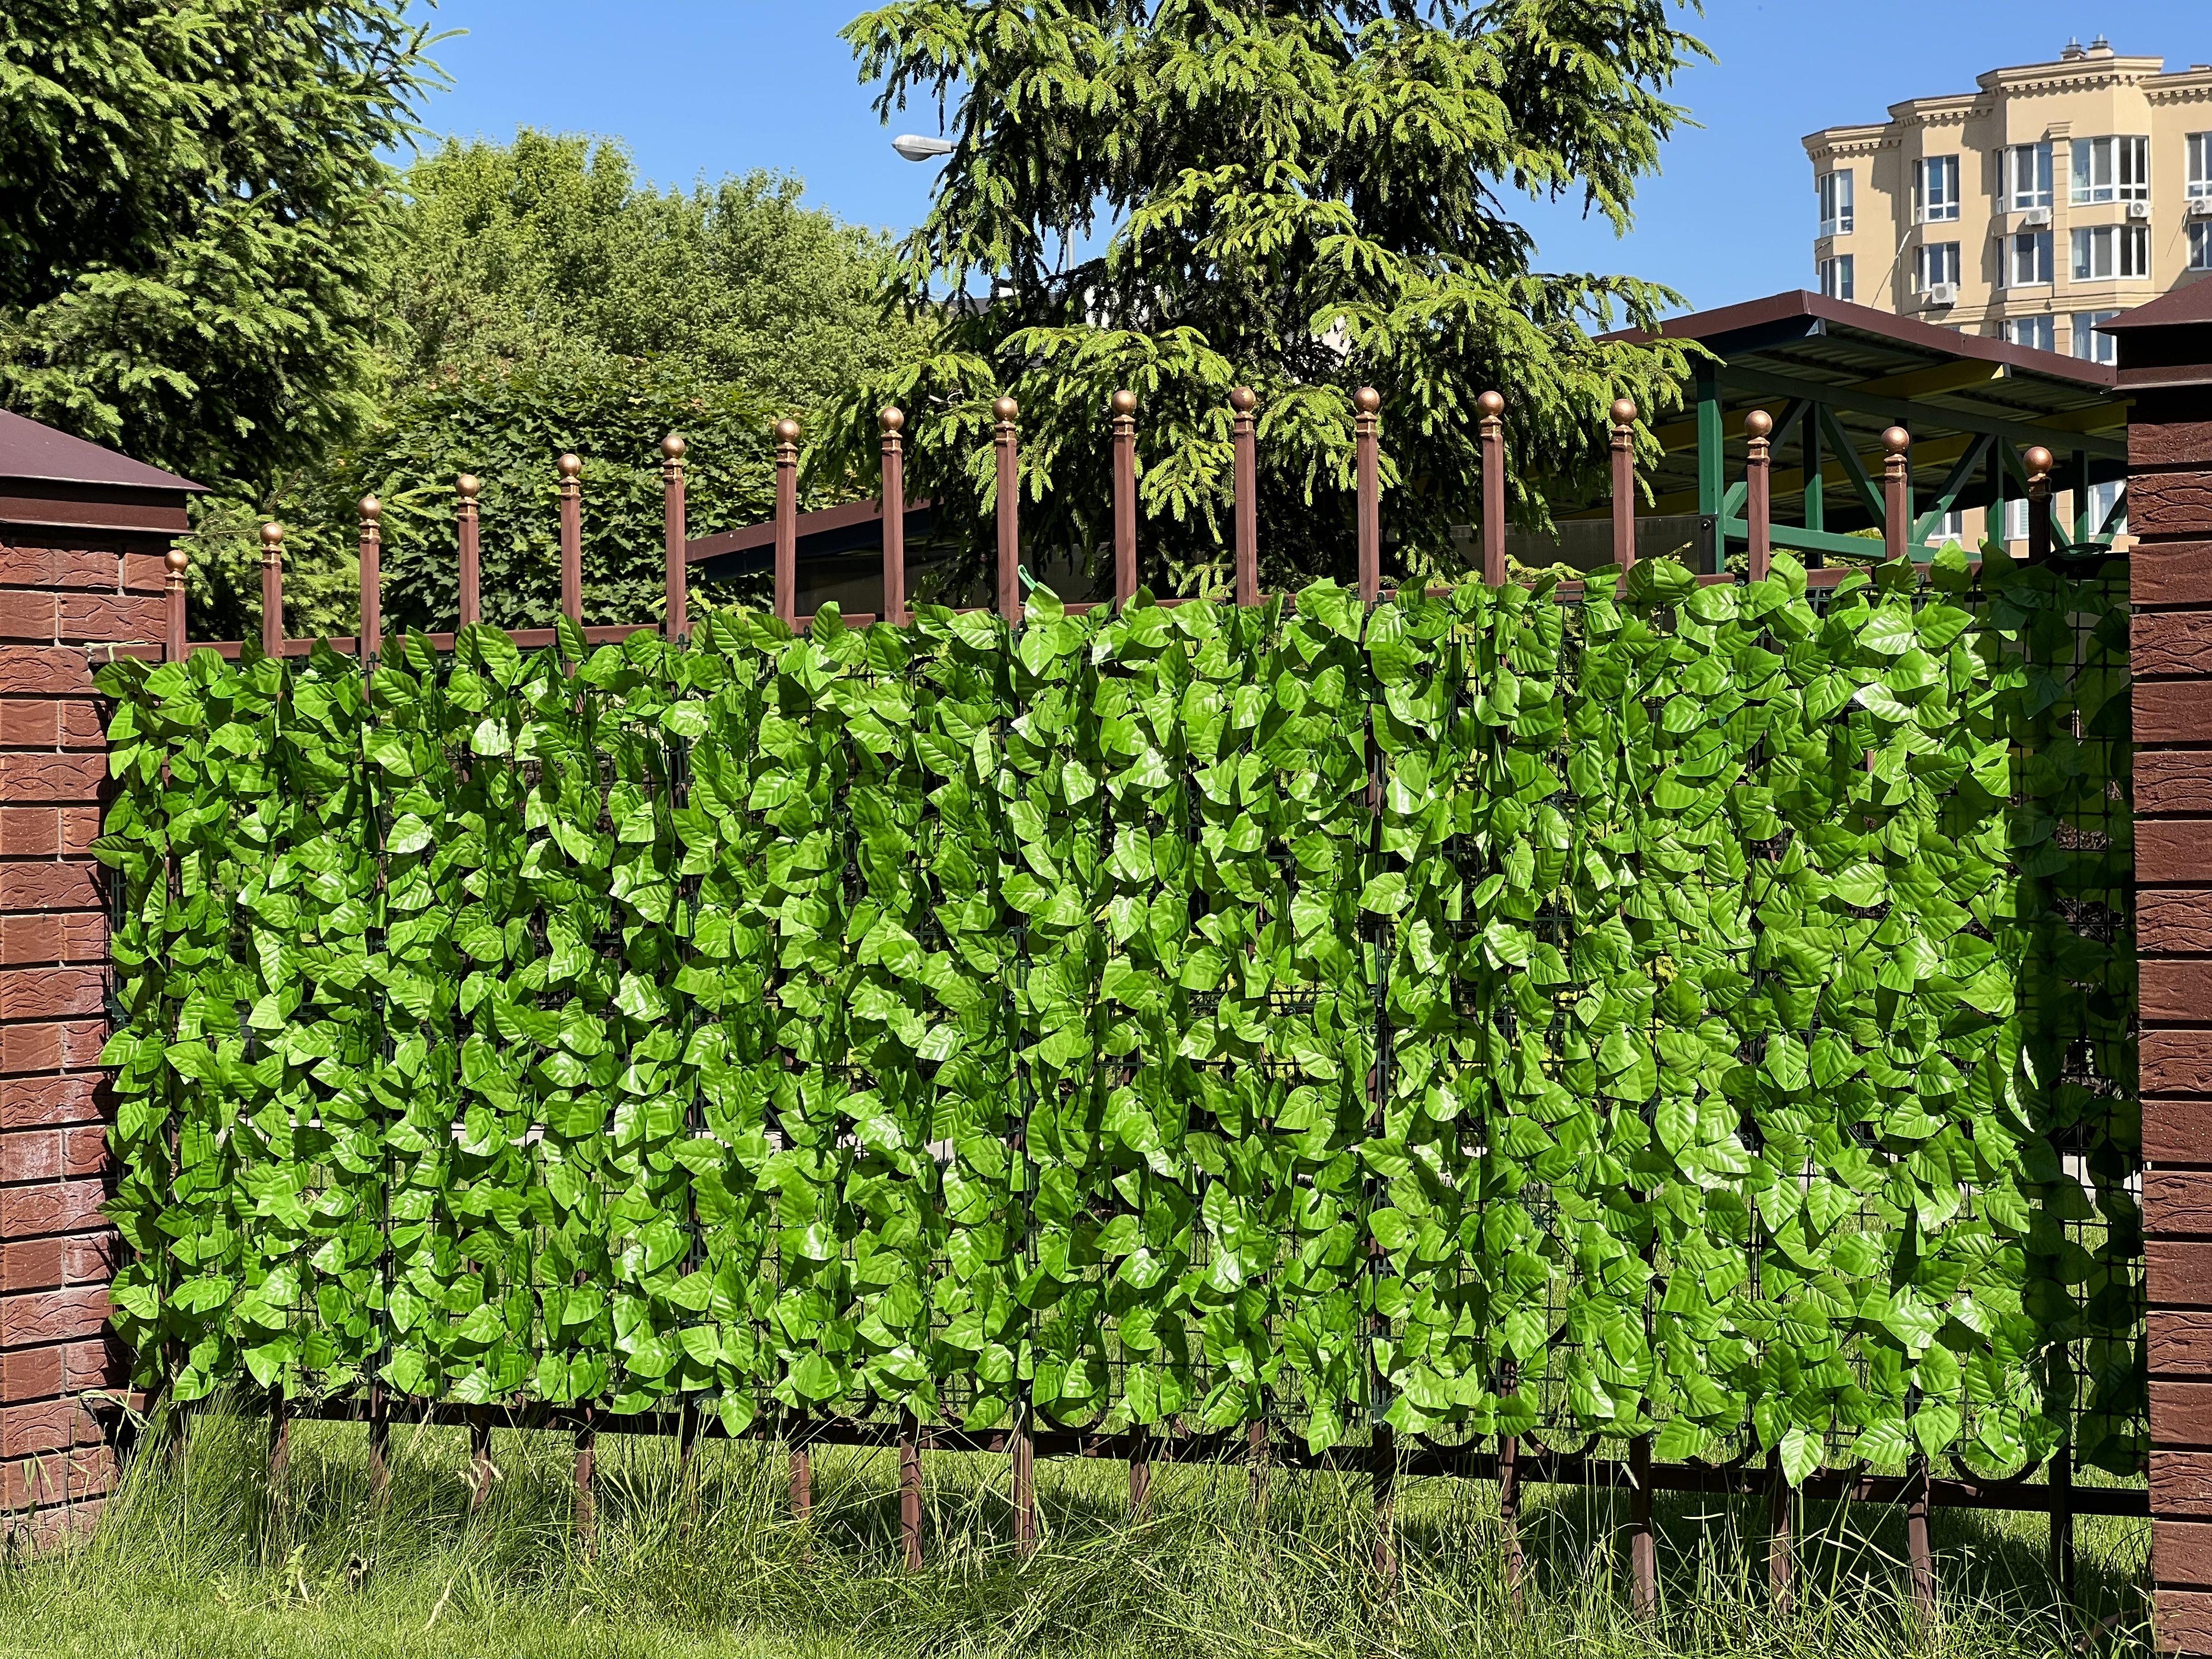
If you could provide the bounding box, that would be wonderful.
[0,409,203,493]
[2100,273,2212,332]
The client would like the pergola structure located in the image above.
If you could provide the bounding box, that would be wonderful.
[1597,290,2130,568]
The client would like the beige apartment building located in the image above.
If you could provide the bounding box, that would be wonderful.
[1803,37,2211,545]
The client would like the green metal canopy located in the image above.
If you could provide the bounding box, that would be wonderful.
[1595,290,2129,568]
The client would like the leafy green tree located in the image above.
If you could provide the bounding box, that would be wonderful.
[0,0,437,489]
[198,132,922,639]
[823,0,1708,599]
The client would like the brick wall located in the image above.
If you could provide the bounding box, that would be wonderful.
[0,532,165,1543]
[2123,303,2212,1652]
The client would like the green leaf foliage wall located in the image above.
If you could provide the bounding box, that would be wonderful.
[94,548,2141,1482]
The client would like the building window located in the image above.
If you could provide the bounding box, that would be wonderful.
[1819,169,1854,237]
[2006,316,2055,352]
[2007,142,2055,210]
[2072,311,2120,364]
[2006,231,2053,286]
[1818,255,1855,300]
[2191,133,2212,202]
[2193,221,2212,273]
[2073,136,2149,203]
[2073,224,2150,280]
[1914,241,1961,292]
[1926,508,1966,546]
[1915,155,1961,223]
[2005,497,2030,543]
[2082,479,2125,537]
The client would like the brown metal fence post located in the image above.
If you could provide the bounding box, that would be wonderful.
[367,1384,389,1513]
[456,474,482,628]
[1373,1420,1397,1587]
[663,434,688,640]
[1013,1409,1037,1558]
[1128,1422,1152,1516]
[1882,427,1911,563]
[900,1407,923,1570]
[358,496,382,667]
[469,1420,494,1514]
[880,408,906,626]
[259,522,284,658]
[1355,387,1381,605]
[574,1405,596,1557]
[1248,1417,1268,1516]
[557,453,583,627]
[165,546,189,659]
[1629,1429,1656,1618]
[1232,387,1259,605]
[268,1384,290,1538]
[1112,391,1138,604]
[2050,1442,2075,1599]
[1610,400,1639,571]
[1479,390,1507,585]
[789,1412,812,1531]
[1767,1450,1793,1614]
[995,398,1020,620]
[2025,445,2054,565]
[1907,1455,1936,1615]
[774,419,800,628]
[1745,410,1773,583]
[1498,1362,1523,1607]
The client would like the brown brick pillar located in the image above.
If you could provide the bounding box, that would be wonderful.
[0,415,197,1544]
[2115,287,2212,1652]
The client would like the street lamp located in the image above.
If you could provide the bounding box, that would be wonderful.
[891,134,956,162]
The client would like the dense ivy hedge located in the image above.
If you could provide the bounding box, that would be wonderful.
[94,549,2141,1482]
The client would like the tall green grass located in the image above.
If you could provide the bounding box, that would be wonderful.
[0,1402,2151,1659]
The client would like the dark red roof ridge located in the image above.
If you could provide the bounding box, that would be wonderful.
[0,408,205,493]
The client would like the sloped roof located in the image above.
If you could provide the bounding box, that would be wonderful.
[0,409,203,493]
[2100,275,2212,332]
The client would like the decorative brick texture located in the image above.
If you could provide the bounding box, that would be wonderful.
[0,520,172,1542]
[2128,320,2212,1652]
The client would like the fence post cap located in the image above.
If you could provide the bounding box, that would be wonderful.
[1111,389,1138,417]
[359,495,381,521]
[165,546,190,574]
[879,405,905,434]
[1881,426,1911,456]
[2024,444,2053,476]
[661,433,687,461]
[1744,409,1773,441]
[456,473,481,500]
[991,396,1018,425]
[775,417,802,444]
[557,453,583,479]
[1610,397,1638,427]
[1475,390,1503,419]
[260,521,284,551]
[1356,386,1384,416]
[1229,386,1257,415]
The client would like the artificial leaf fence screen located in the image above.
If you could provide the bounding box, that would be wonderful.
[94,548,2141,1500]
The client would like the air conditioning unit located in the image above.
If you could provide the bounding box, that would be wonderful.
[1921,283,1959,308]
[2128,200,2151,221]
[2021,205,2053,228]
[2188,196,2212,217]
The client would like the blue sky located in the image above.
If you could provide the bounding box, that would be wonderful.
[416,1,2208,317]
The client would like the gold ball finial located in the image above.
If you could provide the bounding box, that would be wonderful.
[2024,444,2053,476]
[1610,397,1639,428]
[661,433,687,461]
[1744,409,1774,441]
[557,453,583,480]
[774,417,802,445]
[359,495,381,522]
[1355,386,1383,415]
[991,396,1018,425]
[1229,386,1257,415]
[260,522,284,550]
[1476,390,1504,419]
[165,546,190,574]
[879,405,905,435]
[456,473,481,500]
[1881,426,1911,457]
[1110,389,1138,417]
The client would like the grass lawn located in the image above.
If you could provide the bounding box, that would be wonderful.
[1,1403,2150,1659]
